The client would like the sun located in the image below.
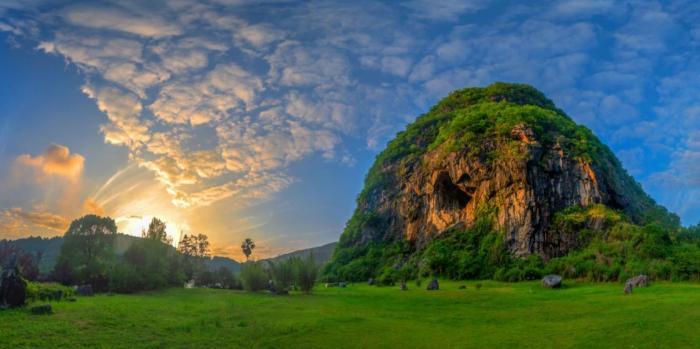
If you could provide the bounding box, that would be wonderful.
[116,215,185,246]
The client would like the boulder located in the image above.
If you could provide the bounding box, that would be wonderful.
[542,275,562,289]
[0,267,27,308]
[30,304,53,315]
[427,279,439,291]
[368,278,375,286]
[400,281,408,291]
[626,275,649,288]
[475,283,482,290]
[75,285,94,296]
[624,282,633,295]
[458,285,467,290]
[339,282,347,288]
[267,280,276,294]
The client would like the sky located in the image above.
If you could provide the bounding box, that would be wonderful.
[0,0,699,260]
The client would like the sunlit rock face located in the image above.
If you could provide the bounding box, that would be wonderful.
[367,126,609,258]
[342,83,654,259]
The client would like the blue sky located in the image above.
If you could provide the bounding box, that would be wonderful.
[0,0,699,259]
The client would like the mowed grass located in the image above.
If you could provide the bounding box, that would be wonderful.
[3,281,700,348]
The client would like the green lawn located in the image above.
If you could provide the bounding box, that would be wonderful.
[2,280,700,348]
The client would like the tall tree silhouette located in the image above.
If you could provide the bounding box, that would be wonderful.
[241,238,255,261]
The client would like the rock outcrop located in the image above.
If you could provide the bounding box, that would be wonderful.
[626,275,649,288]
[427,279,439,291]
[542,275,562,289]
[0,267,27,308]
[333,83,655,262]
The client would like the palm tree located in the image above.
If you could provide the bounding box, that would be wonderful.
[241,238,255,261]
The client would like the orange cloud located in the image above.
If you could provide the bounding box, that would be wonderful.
[83,197,105,216]
[15,144,85,182]
[0,207,70,238]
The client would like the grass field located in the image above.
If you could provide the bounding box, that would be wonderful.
[2,280,700,348]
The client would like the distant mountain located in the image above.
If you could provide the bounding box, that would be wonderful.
[2,236,63,274]
[262,242,337,266]
[2,235,335,275]
[204,256,241,273]
[1,234,141,274]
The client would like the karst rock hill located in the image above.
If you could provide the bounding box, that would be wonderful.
[333,83,657,262]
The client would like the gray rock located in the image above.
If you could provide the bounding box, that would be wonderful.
[427,279,439,291]
[75,285,93,296]
[542,275,562,289]
[368,278,375,286]
[626,275,649,288]
[1,267,27,308]
[624,282,633,295]
[339,282,347,288]
[30,304,53,315]
[400,281,408,291]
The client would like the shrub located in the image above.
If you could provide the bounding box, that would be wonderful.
[30,304,53,315]
[240,262,268,292]
[214,266,240,289]
[670,243,700,281]
[294,254,318,293]
[26,282,75,303]
[376,267,400,286]
[267,260,295,292]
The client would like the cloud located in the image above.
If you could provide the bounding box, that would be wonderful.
[83,197,106,216]
[151,63,263,125]
[401,0,486,21]
[62,6,182,38]
[14,144,84,183]
[548,0,617,18]
[267,41,353,87]
[0,207,70,238]
[82,84,150,149]
[235,24,285,48]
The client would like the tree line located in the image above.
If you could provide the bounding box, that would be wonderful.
[49,215,236,293]
[2,214,320,295]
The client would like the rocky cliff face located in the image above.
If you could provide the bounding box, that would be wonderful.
[337,83,654,261]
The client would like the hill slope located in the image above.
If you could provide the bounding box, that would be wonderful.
[263,242,337,266]
[324,82,678,282]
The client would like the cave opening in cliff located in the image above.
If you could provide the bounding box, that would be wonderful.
[435,172,471,210]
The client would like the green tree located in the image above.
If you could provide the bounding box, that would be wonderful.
[143,217,172,244]
[215,266,239,289]
[54,215,117,291]
[111,219,185,293]
[178,234,211,258]
[241,238,255,261]
[267,259,295,292]
[176,233,211,282]
[294,253,318,293]
[240,261,268,292]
